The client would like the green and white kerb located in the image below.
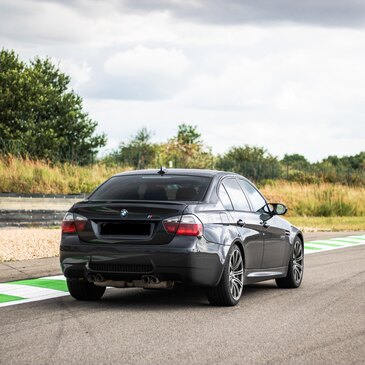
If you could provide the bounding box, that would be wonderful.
[0,235,365,308]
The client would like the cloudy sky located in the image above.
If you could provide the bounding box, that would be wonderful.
[1,0,365,161]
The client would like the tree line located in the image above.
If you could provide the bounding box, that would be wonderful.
[1,48,364,185]
[101,126,365,185]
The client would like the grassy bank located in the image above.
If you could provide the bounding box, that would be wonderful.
[0,155,126,194]
[288,217,365,232]
[261,181,365,217]
[0,155,364,220]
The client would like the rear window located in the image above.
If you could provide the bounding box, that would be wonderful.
[89,175,212,202]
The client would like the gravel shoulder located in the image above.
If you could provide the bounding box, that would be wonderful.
[0,227,60,262]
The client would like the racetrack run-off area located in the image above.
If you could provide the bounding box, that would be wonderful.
[1,234,365,308]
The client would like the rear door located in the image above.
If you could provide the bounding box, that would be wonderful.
[221,178,264,269]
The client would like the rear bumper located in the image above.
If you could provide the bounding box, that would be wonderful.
[60,235,225,287]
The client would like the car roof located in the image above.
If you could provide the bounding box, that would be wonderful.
[113,168,238,178]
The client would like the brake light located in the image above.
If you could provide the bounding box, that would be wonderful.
[163,215,203,237]
[61,212,87,233]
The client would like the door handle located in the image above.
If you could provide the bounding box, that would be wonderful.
[260,220,270,228]
[237,219,245,227]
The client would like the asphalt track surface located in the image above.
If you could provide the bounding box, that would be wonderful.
[0,240,364,364]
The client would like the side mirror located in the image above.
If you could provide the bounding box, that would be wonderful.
[268,203,288,216]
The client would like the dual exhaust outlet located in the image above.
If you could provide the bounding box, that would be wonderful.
[86,273,160,285]
[86,273,104,283]
[141,275,160,284]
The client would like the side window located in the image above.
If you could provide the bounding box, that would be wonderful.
[223,178,250,211]
[238,179,267,212]
[218,184,233,210]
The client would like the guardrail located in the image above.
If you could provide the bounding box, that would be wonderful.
[0,193,86,227]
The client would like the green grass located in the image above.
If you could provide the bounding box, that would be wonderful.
[288,216,365,232]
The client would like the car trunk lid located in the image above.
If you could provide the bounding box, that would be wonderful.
[72,201,188,245]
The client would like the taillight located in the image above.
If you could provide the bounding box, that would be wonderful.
[163,215,203,237]
[61,212,87,233]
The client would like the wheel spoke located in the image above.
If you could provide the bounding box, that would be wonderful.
[229,248,244,300]
[294,266,302,281]
[232,281,239,296]
[294,262,303,271]
[233,277,243,287]
[233,269,243,276]
[233,258,242,271]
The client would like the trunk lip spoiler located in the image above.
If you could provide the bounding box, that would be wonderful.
[75,200,195,206]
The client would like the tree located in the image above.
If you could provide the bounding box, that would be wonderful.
[177,123,201,144]
[216,145,281,181]
[115,127,157,169]
[282,154,310,170]
[158,124,214,168]
[0,49,106,164]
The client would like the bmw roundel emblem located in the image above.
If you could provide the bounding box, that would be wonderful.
[120,209,128,218]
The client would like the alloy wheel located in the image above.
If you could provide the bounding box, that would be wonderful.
[229,247,244,300]
[292,240,304,284]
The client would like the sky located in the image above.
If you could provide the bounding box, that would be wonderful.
[1,0,365,162]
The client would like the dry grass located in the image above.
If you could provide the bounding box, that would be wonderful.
[261,181,365,217]
[0,155,126,194]
[288,216,365,232]
[0,156,364,217]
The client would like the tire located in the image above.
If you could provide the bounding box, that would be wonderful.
[207,244,244,306]
[67,279,106,301]
[276,237,304,288]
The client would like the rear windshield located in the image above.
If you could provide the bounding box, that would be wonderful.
[89,175,212,202]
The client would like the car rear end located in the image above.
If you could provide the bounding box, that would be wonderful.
[60,171,224,289]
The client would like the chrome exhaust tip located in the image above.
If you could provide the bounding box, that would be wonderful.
[86,274,96,283]
[95,274,104,282]
[150,275,160,284]
[141,275,160,284]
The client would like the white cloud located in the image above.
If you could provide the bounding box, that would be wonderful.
[104,46,189,77]
[0,0,364,161]
[58,59,92,88]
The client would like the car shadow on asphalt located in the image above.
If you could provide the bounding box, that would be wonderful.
[33,281,280,312]
[60,281,279,310]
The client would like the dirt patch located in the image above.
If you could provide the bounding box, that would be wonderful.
[0,227,60,262]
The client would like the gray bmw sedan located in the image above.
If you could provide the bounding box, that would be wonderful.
[60,168,304,306]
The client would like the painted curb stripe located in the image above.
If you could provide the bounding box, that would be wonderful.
[0,235,364,308]
[348,236,365,240]
[304,235,365,255]
[310,240,354,246]
[0,293,24,303]
[305,243,345,250]
[304,246,322,251]
[0,283,69,308]
[12,278,68,292]
[329,238,363,244]
[305,241,344,247]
